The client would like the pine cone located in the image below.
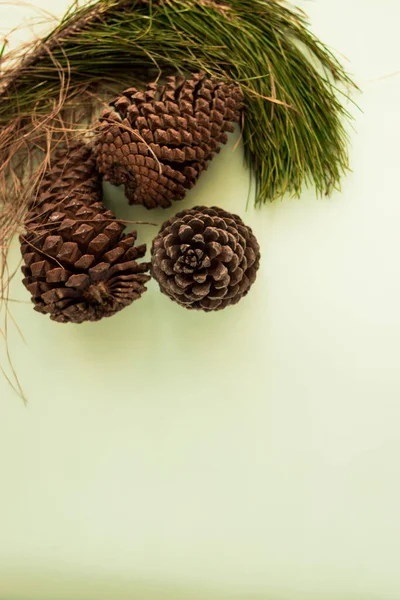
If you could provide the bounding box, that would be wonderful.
[95,73,244,209]
[151,206,260,311]
[21,143,150,323]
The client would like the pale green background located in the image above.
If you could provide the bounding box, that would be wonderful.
[1,1,400,599]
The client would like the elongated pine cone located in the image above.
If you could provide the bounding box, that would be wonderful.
[95,73,244,209]
[151,206,260,311]
[21,143,150,323]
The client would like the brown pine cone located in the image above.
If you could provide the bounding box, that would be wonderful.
[21,143,150,324]
[94,73,244,209]
[151,206,260,311]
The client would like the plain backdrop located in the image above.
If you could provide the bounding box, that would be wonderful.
[0,1,399,599]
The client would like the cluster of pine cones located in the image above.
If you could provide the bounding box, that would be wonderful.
[21,73,261,324]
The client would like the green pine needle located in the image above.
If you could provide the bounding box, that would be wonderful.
[0,0,357,213]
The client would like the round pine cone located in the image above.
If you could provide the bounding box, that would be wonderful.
[94,73,244,209]
[151,206,260,311]
[21,143,150,324]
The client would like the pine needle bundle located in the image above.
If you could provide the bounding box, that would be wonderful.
[0,0,355,250]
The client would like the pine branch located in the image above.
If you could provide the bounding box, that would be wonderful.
[0,0,357,240]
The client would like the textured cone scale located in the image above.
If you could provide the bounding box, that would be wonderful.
[29,141,102,219]
[95,73,244,209]
[21,143,150,323]
[151,206,260,311]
